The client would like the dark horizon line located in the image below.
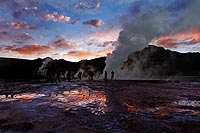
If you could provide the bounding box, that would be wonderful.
[0,56,107,63]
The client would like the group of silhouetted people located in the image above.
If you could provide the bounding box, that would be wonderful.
[104,71,114,81]
[54,70,114,82]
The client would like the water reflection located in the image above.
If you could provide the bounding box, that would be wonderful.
[50,89,107,115]
[124,99,200,116]
[0,93,45,103]
[0,84,107,115]
[174,100,200,107]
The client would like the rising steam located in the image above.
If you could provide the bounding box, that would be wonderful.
[105,0,200,78]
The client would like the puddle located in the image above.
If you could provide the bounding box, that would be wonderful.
[0,83,108,115]
[50,89,107,115]
[172,99,200,115]
[174,100,200,107]
[0,93,46,103]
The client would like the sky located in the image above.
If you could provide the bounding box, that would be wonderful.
[0,0,200,62]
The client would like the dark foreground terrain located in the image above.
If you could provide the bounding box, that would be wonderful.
[0,81,200,133]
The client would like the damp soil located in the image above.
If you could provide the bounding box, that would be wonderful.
[0,81,200,133]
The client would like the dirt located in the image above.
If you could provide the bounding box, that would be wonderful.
[0,81,200,133]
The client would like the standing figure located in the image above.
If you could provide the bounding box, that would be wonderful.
[111,71,114,80]
[67,72,71,81]
[89,71,94,80]
[104,71,108,81]
[57,72,60,82]
[78,72,82,80]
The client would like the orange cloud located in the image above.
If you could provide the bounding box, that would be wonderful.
[154,37,178,48]
[83,19,103,28]
[10,22,36,30]
[97,49,113,57]
[43,13,70,23]
[154,29,200,48]
[7,44,53,55]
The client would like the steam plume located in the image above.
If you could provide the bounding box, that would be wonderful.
[105,0,200,78]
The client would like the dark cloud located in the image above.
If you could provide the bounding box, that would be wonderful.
[0,30,33,44]
[51,38,77,48]
[0,31,9,40]
[103,40,119,46]
[75,1,101,10]
[83,19,103,27]
[12,33,33,44]
[13,6,40,19]
[71,19,80,25]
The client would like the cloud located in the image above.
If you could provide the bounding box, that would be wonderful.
[65,50,96,60]
[0,31,33,44]
[6,44,53,55]
[75,1,101,10]
[10,22,36,30]
[90,28,121,42]
[52,38,77,48]
[52,52,60,56]
[0,31,9,40]
[13,5,40,19]
[43,13,70,23]
[154,28,200,48]
[97,49,113,57]
[83,19,103,27]
[102,40,119,47]
[0,46,3,52]
[12,33,33,44]
[71,19,80,25]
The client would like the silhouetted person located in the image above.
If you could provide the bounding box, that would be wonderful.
[89,71,94,80]
[67,72,71,81]
[104,71,108,81]
[56,73,60,82]
[111,71,114,80]
[11,93,14,98]
[78,72,82,80]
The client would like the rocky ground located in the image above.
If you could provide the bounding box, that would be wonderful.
[0,80,200,133]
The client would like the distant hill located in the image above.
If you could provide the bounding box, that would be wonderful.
[120,45,200,77]
[1,45,200,81]
[0,57,106,81]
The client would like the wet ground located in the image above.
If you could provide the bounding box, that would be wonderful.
[0,81,200,133]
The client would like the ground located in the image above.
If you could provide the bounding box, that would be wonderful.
[0,81,200,133]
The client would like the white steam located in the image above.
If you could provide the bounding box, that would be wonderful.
[105,0,200,78]
[38,57,53,77]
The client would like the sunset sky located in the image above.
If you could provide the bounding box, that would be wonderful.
[0,0,200,61]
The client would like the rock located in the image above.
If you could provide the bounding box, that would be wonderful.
[64,110,78,117]
[1,122,34,132]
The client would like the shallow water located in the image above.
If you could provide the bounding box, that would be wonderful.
[0,82,107,116]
